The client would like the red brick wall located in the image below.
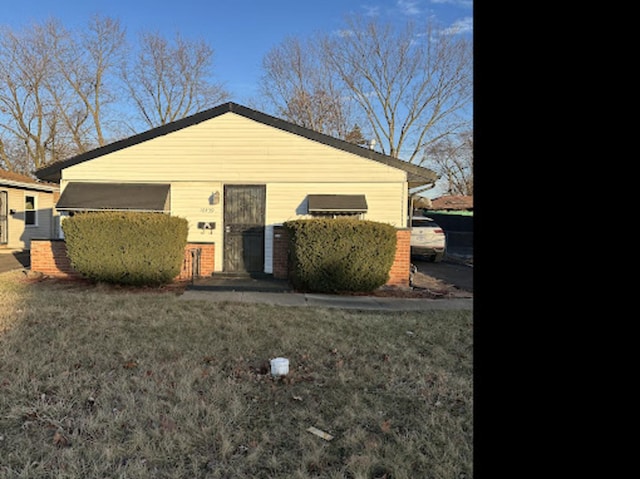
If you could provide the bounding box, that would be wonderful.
[271,226,410,287]
[30,239,215,281]
[387,229,411,287]
[30,239,81,279]
[177,243,215,280]
[31,231,410,287]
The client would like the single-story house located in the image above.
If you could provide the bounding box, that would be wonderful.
[0,169,59,250]
[34,102,438,283]
[430,195,473,211]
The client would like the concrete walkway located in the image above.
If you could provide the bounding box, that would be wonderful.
[180,289,473,311]
[179,273,472,311]
[0,249,29,273]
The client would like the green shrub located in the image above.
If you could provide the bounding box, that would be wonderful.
[284,218,397,293]
[62,212,188,286]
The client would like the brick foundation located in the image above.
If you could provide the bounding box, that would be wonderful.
[30,239,81,279]
[272,226,411,288]
[31,229,410,288]
[177,243,215,280]
[30,239,215,281]
[387,229,411,287]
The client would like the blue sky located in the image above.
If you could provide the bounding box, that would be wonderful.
[1,0,473,102]
[2,0,472,198]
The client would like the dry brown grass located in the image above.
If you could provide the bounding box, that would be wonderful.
[0,271,473,478]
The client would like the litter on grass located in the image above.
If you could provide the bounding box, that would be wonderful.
[270,357,289,376]
[306,426,334,441]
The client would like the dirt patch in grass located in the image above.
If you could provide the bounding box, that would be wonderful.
[17,271,190,295]
[370,270,471,299]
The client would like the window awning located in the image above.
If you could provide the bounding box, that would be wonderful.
[56,183,170,212]
[307,194,368,214]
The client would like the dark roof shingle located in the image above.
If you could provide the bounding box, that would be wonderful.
[430,195,473,210]
[0,169,59,191]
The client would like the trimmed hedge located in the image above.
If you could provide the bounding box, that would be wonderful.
[62,212,188,286]
[283,218,397,293]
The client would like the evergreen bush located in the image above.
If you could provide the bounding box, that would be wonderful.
[283,218,397,293]
[62,212,188,286]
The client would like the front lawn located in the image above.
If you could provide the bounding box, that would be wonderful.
[0,271,473,479]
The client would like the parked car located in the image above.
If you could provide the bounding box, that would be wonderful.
[410,216,446,262]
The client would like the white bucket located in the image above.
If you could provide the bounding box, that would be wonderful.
[270,357,289,376]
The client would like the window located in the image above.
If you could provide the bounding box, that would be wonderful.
[411,217,437,228]
[25,195,37,226]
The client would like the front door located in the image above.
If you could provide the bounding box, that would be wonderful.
[223,185,266,273]
[0,191,7,244]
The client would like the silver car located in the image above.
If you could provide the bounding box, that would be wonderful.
[410,216,446,262]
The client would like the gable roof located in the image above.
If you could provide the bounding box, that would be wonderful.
[0,169,59,192]
[34,102,438,187]
[430,195,473,211]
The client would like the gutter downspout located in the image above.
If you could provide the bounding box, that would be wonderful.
[409,182,436,225]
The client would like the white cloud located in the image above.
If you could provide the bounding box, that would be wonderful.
[442,16,473,35]
[335,29,355,38]
[431,0,473,8]
[397,0,421,15]
[362,4,381,16]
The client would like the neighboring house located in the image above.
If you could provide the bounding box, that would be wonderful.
[0,169,59,250]
[424,195,473,255]
[34,102,437,276]
[430,195,473,212]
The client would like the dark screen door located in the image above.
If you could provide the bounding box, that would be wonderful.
[223,185,266,273]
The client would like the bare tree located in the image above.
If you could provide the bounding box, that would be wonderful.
[320,17,473,163]
[425,130,473,196]
[0,17,225,174]
[0,22,58,172]
[0,17,125,173]
[46,16,126,150]
[260,36,356,140]
[0,138,32,174]
[123,32,229,128]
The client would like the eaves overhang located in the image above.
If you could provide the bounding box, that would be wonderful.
[34,102,439,185]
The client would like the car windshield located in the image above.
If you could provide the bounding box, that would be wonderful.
[411,217,437,227]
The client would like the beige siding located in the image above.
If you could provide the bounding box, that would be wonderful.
[262,182,407,273]
[1,187,56,250]
[62,113,407,184]
[170,182,223,269]
[171,182,405,273]
[265,182,407,226]
[58,111,411,273]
